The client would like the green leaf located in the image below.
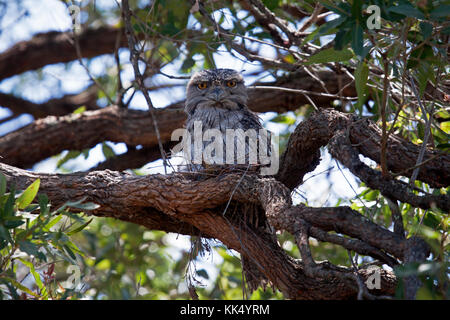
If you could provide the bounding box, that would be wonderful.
[423,211,442,229]
[57,197,99,213]
[262,0,279,11]
[70,202,100,211]
[363,189,378,201]
[388,4,425,19]
[67,218,93,236]
[2,191,15,218]
[43,215,63,232]
[305,48,353,65]
[429,5,450,20]
[72,106,86,114]
[442,25,450,35]
[0,224,12,243]
[181,56,195,72]
[316,16,347,37]
[441,121,450,134]
[1,277,41,299]
[38,194,49,215]
[321,1,351,16]
[23,204,39,212]
[82,148,90,159]
[420,22,433,40]
[436,143,450,151]
[0,173,6,198]
[351,24,364,57]
[4,219,25,229]
[57,150,81,168]
[16,179,40,210]
[334,28,353,51]
[19,240,42,258]
[63,244,77,260]
[269,114,296,125]
[19,258,47,298]
[102,142,115,159]
[354,61,369,109]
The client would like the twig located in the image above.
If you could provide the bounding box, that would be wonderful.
[298,3,323,33]
[392,154,441,177]
[122,0,168,174]
[158,70,191,80]
[248,0,296,44]
[408,74,435,188]
[248,85,358,100]
[193,0,296,71]
[70,21,114,105]
[113,28,124,107]
[380,56,390,177]
[386,197,405,237]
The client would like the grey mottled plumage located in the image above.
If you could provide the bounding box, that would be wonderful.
[184,69,272,294]
[185,68,266,168]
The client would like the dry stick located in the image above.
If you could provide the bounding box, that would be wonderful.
[309,227,398,267]
[408,74,435,188]
[347,250,364,300]
[71,24,114,106]
[113,28,125,107]
[248,0,296,42]
[294,221,378,299]
[392,154,441,177]
[248,85,358,100]
[386,197,405,237]
[121,0,167,174]
[297,3,323,33]
[380,56,390,178]
[386,20,410,137]
[293,221,316,278]
[194,0,295,71]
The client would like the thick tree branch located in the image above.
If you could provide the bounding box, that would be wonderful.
[277,109,450,190]
[0,86,98,119]
[0,162,398,299]
[0,105,185,168]
[90,143,176,172]
[328,131,450,212]
[0,71,354,168]
[0,27,132,81]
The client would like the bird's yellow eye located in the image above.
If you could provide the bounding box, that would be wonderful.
[226,80,237,88]
[197,82,208,90]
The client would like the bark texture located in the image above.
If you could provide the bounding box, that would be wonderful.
[2,107,447,299]
[0,162,399,300]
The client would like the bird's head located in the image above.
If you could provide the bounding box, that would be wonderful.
[185,69,247,115]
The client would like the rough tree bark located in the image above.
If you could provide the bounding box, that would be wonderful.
[0,2,448,300]
[1,108,446,299]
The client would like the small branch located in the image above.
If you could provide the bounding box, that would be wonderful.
[293,220,316,278]
[297,3,323,33]
[114,28,125,107]
[380,56,390,178]
[247,0,296,45]
[408,74,434,187]
[71,11,115,106]
[309,226,399,267]
[248,85,358,100]
[328,131,450,212]
[122,0,168,173]
[0,86,98,119]
[194,0,296,71]
[386,198,405,238]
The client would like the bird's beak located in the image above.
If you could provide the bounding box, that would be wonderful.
[211,87,225,101]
